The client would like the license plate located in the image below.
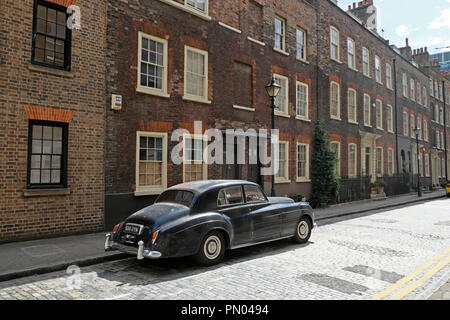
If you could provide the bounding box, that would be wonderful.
[124,224,141,234]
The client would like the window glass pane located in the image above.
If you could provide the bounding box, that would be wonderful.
[31,155,41,169]
[244,185,266,202]
[57,11,66,25]
[43,126,52,140]
[51,155,61,169]
[30,170,41,184]
[43,140,52,154]
[32,140,42,154]
[41,170,51,183]
[51,170,61,183]
[37,5,46,19]
[47,22,56,37]
[47,8,56,22]
[37,19,46,33]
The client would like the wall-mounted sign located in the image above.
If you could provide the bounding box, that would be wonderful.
[111,94,122,110]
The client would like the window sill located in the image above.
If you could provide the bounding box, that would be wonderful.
[296,58,309,65]
[364,124,372,128]
[136,86,170,98]
[136,87,170,98]
[348,66,358,72]
[348,120,359,125]
[183,95,212,105]
[273,48,289,56]
[247,36,265,46]
[28,64,74,78]
[330,116,342,121]
[275,112,291,118]
[158,0,211,21]
[23,188,70,197]
[134,189,165,197]
[233,105,255,112]
[275,179,291,184]
[295,116,311,122]
[330,58,342,64]
[296,178,311,183]
[218,21,241,34]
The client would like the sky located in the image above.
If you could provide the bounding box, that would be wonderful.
[338,0,450,55]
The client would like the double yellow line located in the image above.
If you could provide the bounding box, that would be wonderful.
[372,247,450,300]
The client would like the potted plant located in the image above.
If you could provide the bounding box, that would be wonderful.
[370,183,377,195]
[373,180,386,194]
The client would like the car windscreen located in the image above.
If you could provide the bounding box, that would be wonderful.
[155,190,194,206]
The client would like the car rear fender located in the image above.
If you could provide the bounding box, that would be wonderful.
[161,212,233,258]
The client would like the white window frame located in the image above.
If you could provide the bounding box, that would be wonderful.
[362,47,370,77]
[347,37,356,70]
[417,82,422,105]
[347,88,357,123]
[376,147,383,177]
[137,32,170,98]
[410,78,415,101]
[296,81,309,121]
[348,143,357,178]
[183,45,210,104]
[387,104,394,133]
[135,131,168,196]
[330,26,340,62]
[330,81,341,120]
[158,0,211,20]
[274,16,286,53]
[296,143,310,182]
[386,64,393,90]
[403,74,408,97]
[376,99,383,130]
[424,153,430,177]
[423,119,429,142]
[417,116,422,140]
[423,87,427,107]
[375,55,382,84]
[182,133,208,183]
[296,28,307,61]
[274,73,289,117]
[410,113,415,139]
[403,111,409,136]
[364,94,371,127]
[330,141,341,177]
[275,141,290,183]
[387,148,394,176]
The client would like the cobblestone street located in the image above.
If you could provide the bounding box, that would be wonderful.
[0,199,449,300]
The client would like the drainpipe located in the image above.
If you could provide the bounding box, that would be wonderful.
[443,80,448,181]
[393,59,400,174]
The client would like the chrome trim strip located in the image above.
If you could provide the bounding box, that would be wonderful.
[230,235,293,250]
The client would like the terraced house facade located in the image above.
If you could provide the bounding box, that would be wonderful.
[0,0,107,242]
[1,0,449,241]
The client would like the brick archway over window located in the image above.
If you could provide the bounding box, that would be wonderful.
[24,106,74,123]
[45,0,78,7]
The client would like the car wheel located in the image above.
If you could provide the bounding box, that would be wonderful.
[292,217,312,244]
[194,231,225,266]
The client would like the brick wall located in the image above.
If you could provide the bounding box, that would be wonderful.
[0,0,106,242]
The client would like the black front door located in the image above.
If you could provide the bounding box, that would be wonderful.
[223,134,261,186]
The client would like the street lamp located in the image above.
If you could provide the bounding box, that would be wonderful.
[265,77,281,197]
[413,127,422,197]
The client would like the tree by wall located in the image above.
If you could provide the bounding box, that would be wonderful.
[310,120,339,208]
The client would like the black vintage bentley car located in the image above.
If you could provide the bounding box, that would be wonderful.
[105,180,315,266]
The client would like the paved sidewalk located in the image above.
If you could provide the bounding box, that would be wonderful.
[0,189,445,283]
[0,232,126,282]
[315,189,446,221]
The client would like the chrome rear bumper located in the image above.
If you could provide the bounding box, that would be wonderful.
[105,233,162,260]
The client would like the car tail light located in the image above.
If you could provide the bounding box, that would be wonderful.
[113,223,122,234]
[152,230,159,245]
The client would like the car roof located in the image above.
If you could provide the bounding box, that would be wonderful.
[167,180,259,194]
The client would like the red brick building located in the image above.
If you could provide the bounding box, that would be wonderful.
[0,0,107,242]
[1,0,448,241]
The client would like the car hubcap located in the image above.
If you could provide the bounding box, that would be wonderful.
[204,235,221,260]
[298,221,309,239]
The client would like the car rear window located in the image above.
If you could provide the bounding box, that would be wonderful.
[156,190,194,206]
